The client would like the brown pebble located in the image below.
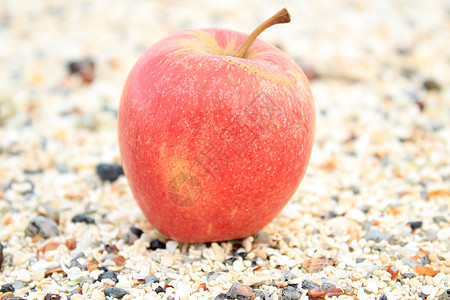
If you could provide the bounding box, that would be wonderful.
[412,266,439,277]
[197,282,208,292]
[44,293,62,300]
[105,244,119,253]
[302,257,335,273]
[0,243,3,272]
[44,266,64,277]
[308,288,328,298]
[112,255,126,266]
[86,262,99,271]
[68,59,95,84]
[387,265,399,280]
[65,239,77,250]
[237,284,255,299]
[326,286,344,297]
[423,79,441,91]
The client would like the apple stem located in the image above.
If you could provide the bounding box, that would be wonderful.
[233,8,291,58]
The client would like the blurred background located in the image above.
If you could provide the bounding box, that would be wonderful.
[1,0,448,107]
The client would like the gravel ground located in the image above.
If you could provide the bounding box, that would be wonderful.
[1,0,449,299]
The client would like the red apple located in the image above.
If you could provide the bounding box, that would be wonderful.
[118,9,315,242]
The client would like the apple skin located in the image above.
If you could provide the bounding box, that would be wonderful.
[118,28,315,243]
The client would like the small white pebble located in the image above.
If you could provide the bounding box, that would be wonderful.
[32,270,45,282]
[211,242,225,262]
[232,259,244,272]
[333,268,348,279]
[67,267,84,281]
[400,242,419,257]
[102,278,116,286]
[421,285,433,295]
[16,269,32,282]
[346,209,366,224]
[349,272,363,280]
[433,272,446,285]
[366,280,378,294]
[428,287,440,299]
[242,236,254,252]
[92,288,106,300]
[165,241,178,254]
[176,282,191,299]
[161,253,174,267]
[379,253,390,265]
[216,272,232,283]
[272,255,289,266]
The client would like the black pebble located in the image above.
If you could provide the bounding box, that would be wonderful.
[71,213,96,224]
[356,257,365,263]
[149,239,165,250]
[236,251,248,259]
[1,283,15,293]
[224,256,237,265]
[130,227,143,238]
[301,279,319,290]
[403,273,416,279]
[99,270,118,283]
[96,163,124,182]
[68,59,95,74]
[214,293,227,300]
[103,286,128,299]
[379,295,388,300]
[124,227,143,244]
[407,221,423,230]
[154,286,165,293]
[423,79,441,91]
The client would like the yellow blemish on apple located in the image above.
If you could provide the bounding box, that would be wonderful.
[160,144,203,207]
[169,31,309,89]
[222,56,301,87]
[230,208,238,218]
[171,30,237,57]
[190,30,237,56]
